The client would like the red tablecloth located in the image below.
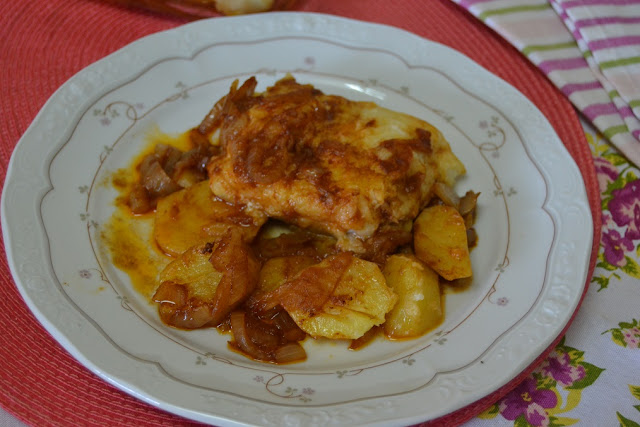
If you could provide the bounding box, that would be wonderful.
[0,0,600,425]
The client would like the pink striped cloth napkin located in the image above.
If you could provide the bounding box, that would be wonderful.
[452,0,640,166]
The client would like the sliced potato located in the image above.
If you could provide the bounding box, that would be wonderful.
[155,229,260,328]
[298,305,381,340]
[158,243,223,302]
[383,254,442,339]
[257,256,317,294]
[154,180,266,257]
[153,243,222,329]
[266,253,397,340]
[413,205,472,281]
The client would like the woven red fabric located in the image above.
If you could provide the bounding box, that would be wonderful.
[0,0,600,425]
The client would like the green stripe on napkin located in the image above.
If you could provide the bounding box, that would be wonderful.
[599,55,640,70]
[479,4,551,21]
[522,41,578,56]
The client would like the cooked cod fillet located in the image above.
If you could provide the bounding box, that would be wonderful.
[204,76,465,253]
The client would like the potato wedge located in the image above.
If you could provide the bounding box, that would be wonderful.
[263,253,397,340]
[383,254,442,339]
[413,205,472,280]
[154,180,266,257]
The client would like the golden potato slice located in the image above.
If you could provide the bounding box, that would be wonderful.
[153,243,222,329]
[413,205,472,281]
[264,253,397,340]
[154,180,266,257]
[256,256,317,294]
[158,243,223,301]
[383,254,442,339]
[155,229,260,328]
[298,305,381,340]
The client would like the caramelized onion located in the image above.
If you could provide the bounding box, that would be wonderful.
[153,281,217,329]
[172,305,213,329]
[253,224,337,261]
[153,281,186,306]
[433,182,460,208]
[129,141,220,214]
[229,309,307,363]
[466,227,478,248]
[230,311,271,361]
[153,144,183,175]
[198,77,258,135]
[208,229,260,325]
[141,158,182,198]
[246,314,279,348]
[230,312,249,343]
[361,226,412,264]
[349,326,379,351]
[445,276,474,290]
[275,342,306,363]
[459,191,479,217]
[272,309,306,342]
[158,302,213,329]
[172,143,220,186]
[128,185,152,214]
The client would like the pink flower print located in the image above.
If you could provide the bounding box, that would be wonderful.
[602,213,616,229]
[624,335,639,348]
[538,350,586,387]
[593,157,618,193]
[602,229,634,267]
[609,180,640,239]
[622,329,640,348]
[525,403,553,427]
[499,378,556,426]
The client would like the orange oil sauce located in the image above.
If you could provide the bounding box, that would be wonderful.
[101,129,194,299]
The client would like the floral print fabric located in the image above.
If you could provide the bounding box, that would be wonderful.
[464,120,640,426]
[477,338,603,427]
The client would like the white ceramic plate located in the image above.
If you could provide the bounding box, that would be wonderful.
[2,13,592,427]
